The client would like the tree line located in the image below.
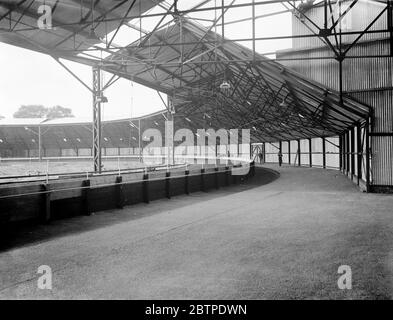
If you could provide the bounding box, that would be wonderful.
[12,105,74,119]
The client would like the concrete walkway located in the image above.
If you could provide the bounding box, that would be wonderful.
[1,165,393,299]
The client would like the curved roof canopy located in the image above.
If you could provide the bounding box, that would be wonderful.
[0,0,371,143]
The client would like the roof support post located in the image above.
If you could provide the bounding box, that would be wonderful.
[322,137,326,169]
[388,0,393,56]
[342,132,346,174]
[287,141,291,165]
[252,0,256,61]
[339,134,343,171]
[308,138,312,168]
[357,124,362,185]
[365,118,371,192]
[297,139,301,167]
[350,127,355,180]
[345,131,350,175]
[92,66,102,173]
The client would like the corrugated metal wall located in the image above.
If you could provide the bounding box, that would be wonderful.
[292,0,388,50]
[277,1,393,187]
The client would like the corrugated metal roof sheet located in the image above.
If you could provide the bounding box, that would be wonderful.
[0,118,46,126]
[0,0,372,142]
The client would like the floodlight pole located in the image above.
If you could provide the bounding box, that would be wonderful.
[167,95,175,165]
[138,118,142,162]
[92,66,102,173]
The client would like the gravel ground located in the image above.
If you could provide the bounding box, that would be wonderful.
[1,165,393,299]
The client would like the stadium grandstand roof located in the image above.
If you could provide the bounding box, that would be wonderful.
[0,0,372,143]
[0,109,167,127]
[0,110,169,150]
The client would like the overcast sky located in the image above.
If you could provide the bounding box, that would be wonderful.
[0,1,292,121]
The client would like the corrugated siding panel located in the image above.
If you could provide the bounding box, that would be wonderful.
[280,40,393,92]
[279,36,393,186]
[351,91,393,132]
[372,136,393,185]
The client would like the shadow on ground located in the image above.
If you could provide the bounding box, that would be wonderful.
[0,167,279,252]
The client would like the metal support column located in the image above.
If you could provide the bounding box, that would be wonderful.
[345,131,350,175]
[288,140,291,165]
[322,137,326,169]
[308,138,312,167]
[167,95,175,165]
[388,0,393,56]
[365,118,371,192]
[92,66,102,173]
[357,125,362,185]
[339,135,343,171]
[350,127,355,180]
[342,132,347,174]
[297,139,301,167]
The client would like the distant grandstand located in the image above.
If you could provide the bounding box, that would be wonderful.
[0,110,168,159]
[0,109,252,180]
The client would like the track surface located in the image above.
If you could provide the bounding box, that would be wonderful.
[1,165,393,299]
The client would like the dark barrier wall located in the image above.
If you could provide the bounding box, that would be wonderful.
[0,162,255,225]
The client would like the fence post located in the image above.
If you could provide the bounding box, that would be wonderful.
[143,173,149,203]
[214,167,219,189]
[165,171,171,199]
[41,184,51,223]
[200,168,205,192]
[185,169,189,195]
[116,176,124,209]
[82,179,91,216]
